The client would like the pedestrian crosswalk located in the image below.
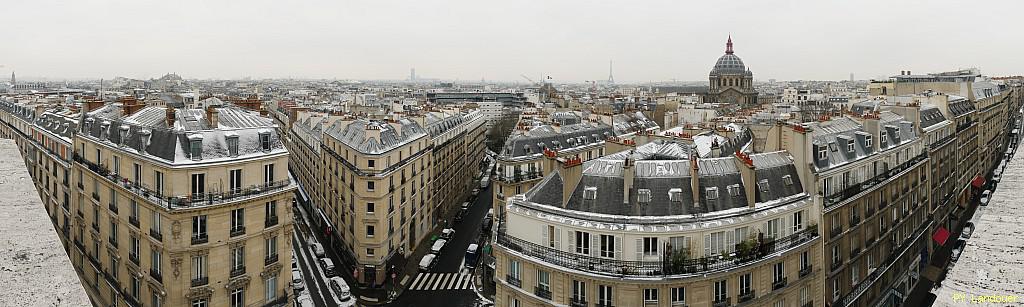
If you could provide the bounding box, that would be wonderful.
[408,272,475,291]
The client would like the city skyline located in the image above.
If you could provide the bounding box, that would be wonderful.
[3,0,1023,82]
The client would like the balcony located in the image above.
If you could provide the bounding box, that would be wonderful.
[230,266,246,278]
[830,227,842,239]
[190,276,208,287]
[149,269,162,283]
[128,216,139,228]
[536,284,552,298]
[129,254,139,265]
[149,229,162,241]
[494,171,543,184]
[91,222,99,232]
[824,153,928,208]
[191,234,208,245]
[831,259,843,272]
[265,254,279,266]
[772,277,788,290]
[712,297,732,307]
[849,215,860,226]
[505,275,521,288]
[850,247,861,258]
[108,203,118,214]
[92,192,100,201]
[265,215,279,228]
[107,237,118,248]
[263,294,289,307]
[799,265,812,278]
[570,298,588,307]
[230,226,246,237]
[738,290,755,303]
[496,227,819,277]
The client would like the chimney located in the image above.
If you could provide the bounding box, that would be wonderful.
[622,156,634,205]
[689,153,701,210]
[710,138,722,157]
[559,155,584,207]
[733,151,757,209]
[206,106,219,129]
[166,106,176,127]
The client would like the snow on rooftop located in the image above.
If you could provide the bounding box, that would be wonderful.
[0,140,90,306]
[933,149,1024,304]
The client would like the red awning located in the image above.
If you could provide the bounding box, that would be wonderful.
[972,175,986,188]
[933,227,950,246]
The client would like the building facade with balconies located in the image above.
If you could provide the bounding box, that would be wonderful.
[494,141,822,307]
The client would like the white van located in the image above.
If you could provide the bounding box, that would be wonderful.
[329,276,352,303]
[319,258,336,277]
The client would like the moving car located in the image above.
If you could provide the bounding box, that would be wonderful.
[319,258,336,277]
[980,190,992,206]
[291,268,305,291]
[960,222,975,240]
[328,276,353,305]
[464,243,480,269]
[951,239,967,262]
[431,239,448,254]
[310,242,326,258]
[418,254,437,271]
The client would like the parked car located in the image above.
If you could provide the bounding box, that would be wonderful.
[441,228,456,240]
[291,268,305,291]
[431,239,448,254]
[951,239,967,262]
[461,202,471,210]
[328,276,353,304]
[295,290,315,307]
[418,254,437,271]
[471,188,481,198]
[319,258,336,277]
[961,222,975,240]
[310,242,326,258]
[486,209,494,219]
[464,243,480,269]
[980,190,992,206]
[481,217,493,232]
[292,254,298,270]
[480,177,490,188]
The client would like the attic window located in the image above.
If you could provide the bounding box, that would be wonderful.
[259,132,271,152]
[99,123,109,140]
[880,131,887,145]
[706,187,719,200]
[728,184,741,197]
[817,146,827,160]
[894,127,901,139]
[138,130,151,154]
[524,145,532,154]
[227,136,239,157]
[757,179,769,193]
[847,139,855,152]
[583,186,597,200]
[119,126,129,147]
[865,135,873,148]
[668,188,683,202]
[190,139,202,161]
[828,143,837,152]
[783,175,794,186]
[637,189,652,203]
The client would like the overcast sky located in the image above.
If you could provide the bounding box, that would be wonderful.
[2,0,1021,82]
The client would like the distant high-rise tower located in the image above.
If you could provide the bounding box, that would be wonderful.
[608,60,615,84]
[850,73,854,82]
[10,71,15,85]
[410,68,416,81]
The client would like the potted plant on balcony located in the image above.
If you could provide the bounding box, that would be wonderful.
[735,238,758,263]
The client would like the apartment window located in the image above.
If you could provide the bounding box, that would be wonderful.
[537,270,550,292]
[190,173,204,196]
[758,179,770,192]
[366,225,375,238]
[366,248,375,257]
[192,215,207,242]
[231,246,245,272]
[133,163,141,184]
[832,279,840,300]
[573,280,587,303]
[230,208,245,234]
[109,221,118,245]
[851,263,859,284]
[783,175,794,186]
[727,184,741,197]
[773,262,785,283]
[637,188,652,203]
[367,202,375,214]
[543,225,561,249]
[130,275,140,299]
[705,187,719,200]
[227,136,239,157]
[818,146,827,160]
[865,135,873,148]
[792,210,804,232]
[801,251,809,271]
[151,210,162,235]
[739,272,752,294]
[668,188,683,201]
[265,236,277,259]
[263,164,274,185]
[189,139,202,160]
[151,293,161,307]
[265,201,277,225]
[509,298,520,307]
[643,288,658,306]
[894,127,901,139]
[367,181,375,191]
[230,288,245,307]
[800,287,810,306]
[832,244,841,264]
[599,234,616,258]
[583,186,597,200]
[714,280,728,302]
[706,231,728,256]
[192,255,206,281]
[191,299,208,307]
[642,237,659,256]
[881,131,887,145]
[671,287,685,305]
[265,275,278,301]
[847,139,855,152]
[598,285,613,306]
[130,199,139,222]
[130,236,140,261]
[112,155,120,175]
[229,169,242,193]
[508,259,521,281]
[259,132,271,152]
[151,249,162,275]
[574,231,590,255]
[774,299,786,307]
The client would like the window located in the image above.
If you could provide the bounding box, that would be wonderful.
[153,170,165,195]
[130,235,140,261]
[367,202,375,214]
[229,169,242,193]
[259,132,271,152]
[818,146,827,160]
[191,299,208,307]
[543,225,561,249]
[230,288,245,307]
[599,234,616,258]
[801,287,810,306]
[263,164,274,185]
[508,259,521,281]
[574,231,591,255]
[227,136,239,157]
[774,299,786,307]
[537,270,550,291]
[509,298,520,307]
[151,210,162,235]
[231,246,245,271]
[643,288,658,305]
[367,159,375,168]
[190,140,202,160]
[739,272,752,294]
[265,275,278,301]
[643,237,659,256]
[366,225,375,238]
[573,280,587,302]
[714,280,728,302]
[192,255,206,281]
[266,236,278,259]
[133,163,142,184]
[583,186,597,200]
[265,201,277,224]
[151,249,162,274]
[757,179,769,192]
[192,215,207,241]
[865,135,873,148]
[366,248,375,257]
[851,263,859,284]
[706,231,729,256]
[151,293,161,307]
[880,131,887,145]
[109,221,118,245]
[130,275,140,298]
[792,210,804,232]
[112,155,120,175]
[894,127,901,139]
[832,279,840,300]
[766,218,783,238]
[367,181,375,191]
[637,188,651,203]
[190,173,204,196]
[671,287,685,305]
[801,251,809,271]
[832,244,841,264]
[598,285,613,306]
[728,184,741,197]
[668,188,683,201]
[783,175,794,186]
[705,187,719,200]
[773,262,785,283]
[847,139,855,152]
[230,208,245,234]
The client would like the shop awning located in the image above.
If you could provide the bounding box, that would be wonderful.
[972,175,986,189]
[933,227,951,246]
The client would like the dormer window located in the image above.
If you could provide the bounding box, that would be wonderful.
[637,189,651,203]
[705,187,719,200]
[817,146,827,160]
[757,179,769,193]
[583,186,597,200]
[119,126,129,147]
[847,139,854,152]
[188,134,203,161]
[524,145,531,154]
[894,127,901,139]
[880,131,888,145]
[828,143,837,152]
[138,130,151,154]
[99,122,109,140]
[259,132,271,152]
[668,188,683,202]
[783,175,794,186]
[226,135,239,157]
[865,135,873,148]
[728,184,741,197]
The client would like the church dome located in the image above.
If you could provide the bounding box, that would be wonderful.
[710,35,752,76]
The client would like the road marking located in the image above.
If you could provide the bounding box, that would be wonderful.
[410,274,426,289]
[408,273,476,291]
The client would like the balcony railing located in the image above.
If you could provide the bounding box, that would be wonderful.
[108,237,118,248]
[494,171,543,184]
[570,298,588,307]
[230,266,246,278]
[831,259,843,272]
[92,192,100,201]
[128,216,139,228]
[149,269,162,283]
[265,254,279,266]
[738,290,755,302]
[824,153,927,208]
[849,215,860,226]
[830,227,842,239]
[772,277,788,290]
[505,275,521,288]
[850,247,861,258]
[799,265,812,278]
[712,297,732,307]
[534,286,552,300]
[108,203,118,214]
[190,276,208,287]
[262,294,289,307]
[191,234,208,245]
[496,227,818,277]
[149,229,163,241]
[230,226,246,237]
[74,154,293,210]
[265,215,279,228]
[129,254,139,265]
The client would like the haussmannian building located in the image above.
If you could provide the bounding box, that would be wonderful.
[0,95,296,307]
[495,141,823,307]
